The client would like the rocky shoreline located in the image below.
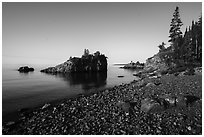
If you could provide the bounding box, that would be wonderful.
[2,70,202,135]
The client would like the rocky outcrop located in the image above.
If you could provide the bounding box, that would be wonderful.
[144,54,170,73]
[120,61,144,69]
[18,66,34,72]
[41,50,107,73]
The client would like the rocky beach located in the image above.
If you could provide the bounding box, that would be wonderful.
[2,68,202,135]
[3,2,202,135]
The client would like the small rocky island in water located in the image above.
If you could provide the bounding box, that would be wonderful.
[18,66,34,73]
[41,49,107,73]
[120,61,144,69]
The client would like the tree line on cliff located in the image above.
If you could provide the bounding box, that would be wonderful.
[158,6,202,68]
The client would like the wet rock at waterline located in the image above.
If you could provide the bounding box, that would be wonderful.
[133,71,142,77]
[41,103,51,110]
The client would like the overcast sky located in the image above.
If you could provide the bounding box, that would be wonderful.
[2,2,202,67]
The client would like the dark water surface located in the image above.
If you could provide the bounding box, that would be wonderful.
[2,65,139,122]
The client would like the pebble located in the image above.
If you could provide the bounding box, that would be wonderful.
[187,126,192,131]
[41,103,50,110]
[149,76,158,79]
[146,82,155,87]
[154,80,162,86]
[6,121,15,126]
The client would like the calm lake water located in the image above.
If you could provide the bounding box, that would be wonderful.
[2,65,139,122]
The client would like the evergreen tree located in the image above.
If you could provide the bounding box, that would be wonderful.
[180,15,202,64]
[197,15,202,62]
[167,6,201,67]
[181,28,191,62]
[184,27,188,37]
[169,6,183,51]
[188,18,202,63]
[190,20,197,60]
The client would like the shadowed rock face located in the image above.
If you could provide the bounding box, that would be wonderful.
[41,51,108,73]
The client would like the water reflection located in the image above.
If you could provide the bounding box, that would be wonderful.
[45,72,107,91]
[18,71,34,76]
[120,68,142,73]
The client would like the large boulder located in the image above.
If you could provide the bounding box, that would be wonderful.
[141,98,164,113]
[116,101,131,112]
[41,50,108,73]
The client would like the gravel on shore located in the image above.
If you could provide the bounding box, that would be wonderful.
[2,73,202,135]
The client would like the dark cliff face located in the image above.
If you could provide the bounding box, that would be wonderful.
[41,53,107,73]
